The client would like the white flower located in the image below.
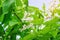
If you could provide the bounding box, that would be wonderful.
[24,11,28,18]
[25,17,33,21]
[31,12,35,15]
[4,25,8,31]
[2,24,4,27]
[30,30,33,33]
[39,24,45,30]
[55,13,60,18]
[27,23,34,28]
[16,35,21,40]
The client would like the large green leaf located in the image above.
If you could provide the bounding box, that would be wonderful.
[2,0,15,14]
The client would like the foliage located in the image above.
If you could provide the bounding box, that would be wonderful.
[0,0,60,40]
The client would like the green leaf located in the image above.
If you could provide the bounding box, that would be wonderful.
[2,0,15,14]
[0,24,4,36]
[32,18,44,25]
[49,29,58,38]
[0,14,4,22]
[16,9,24,19]
[16,0,22,6]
